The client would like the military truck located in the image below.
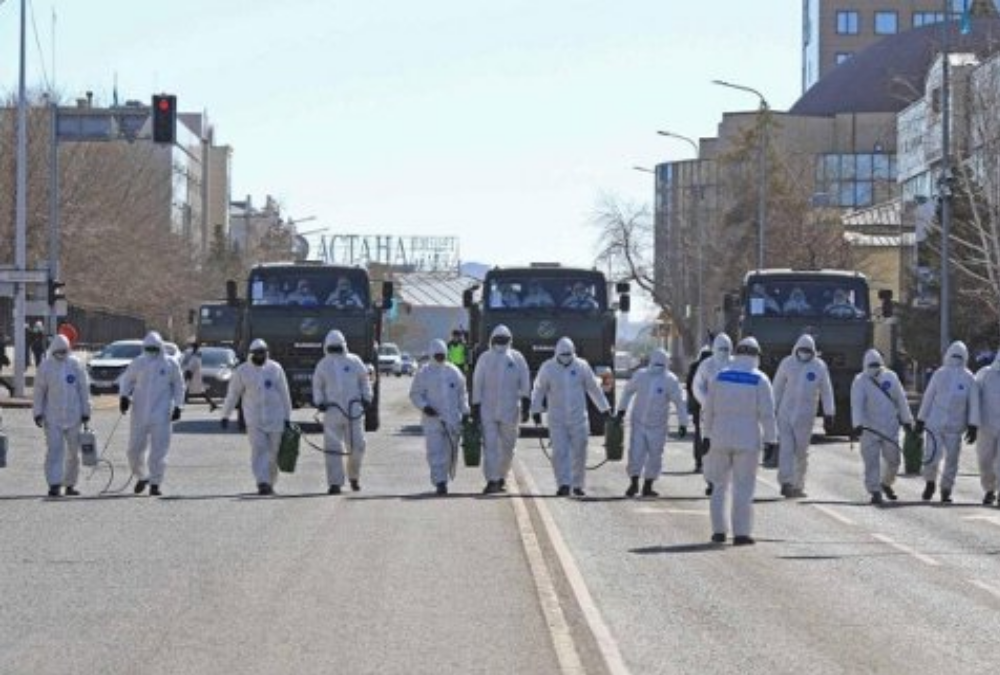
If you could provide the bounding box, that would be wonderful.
[736,268,873,436]
[227,261,393,431]
[194,301,240,346]
[463,264,630,435]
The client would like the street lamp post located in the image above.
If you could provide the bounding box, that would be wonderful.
[712,79,769,270]
[657,130,705,345]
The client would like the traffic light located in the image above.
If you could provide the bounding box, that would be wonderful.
[47,279,65,306]
[151,94,177,144]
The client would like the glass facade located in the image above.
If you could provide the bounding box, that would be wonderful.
[815,153,897,208]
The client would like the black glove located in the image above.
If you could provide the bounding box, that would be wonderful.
[119,397,130,415]
[702,438,711,454]
[521,398,530,423]
[316,402,329,412]
[615,410,626,421]
[81,415,90,425]
[915,420,925,435]
[824,415,834,428]
[602,410,613,422]
[852,426,863,439]
[184,370,193,381]
[172,407,181,422]
[764,442,778,457]
[471,403,481,419]
[532,412,543,425]
[221,417,229,430]
[678,425,687,439]
[34,415,44,428]
[361,399,372,412]
[965,425,978,444]
[422,405,438,417]
[462,414,471,425]
[903,422,914,434]
[284,419,292,430]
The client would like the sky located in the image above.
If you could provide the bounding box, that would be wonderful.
[0,0,801,274]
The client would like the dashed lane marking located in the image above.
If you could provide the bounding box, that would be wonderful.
[811,504,856,526]
[871,533,941,567]
[961,514,1000,528]
[968,578,1000,600]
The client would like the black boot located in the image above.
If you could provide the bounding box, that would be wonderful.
[64,485,80,496]
[641,479,659,498]
[625,476,639,498]
[133,480,148,495]
[328,484,342,495]
[940,488,952,503]
[556,485,570,497]
[436,482,448,496]
[149,484,162,497]
[257,483,273,496]
[922,481,935,501]
[350,479,361,492]
[705,482,714,497]
[47,485,61,497]
[881,483,897,501]
[984,491,996,505]
[497,478,507,492]
[871,491,884,505]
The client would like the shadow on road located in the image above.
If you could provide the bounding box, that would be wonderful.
[630,542,725,555]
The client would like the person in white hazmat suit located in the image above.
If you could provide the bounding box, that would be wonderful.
[850,349,913,504]
[220,339,292,495]
[530,337,611,497]
[409,339,469,495]
[702,337,778,546]
[692,333,734,495]
[773,334,835,499]
[119,331,185,496]
[617,348,688,498]
[471,324,530,494]
[917,340,980,503]
[975,351,1000,505]
[312,329,373,494]
[32,334,91,497]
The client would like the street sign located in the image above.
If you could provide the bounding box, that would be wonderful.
[0,269,48,284]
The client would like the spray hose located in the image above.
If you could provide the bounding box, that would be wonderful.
[301,399,365,456]
[533,421,609,471]
[84,413,133,495]
[854,424,939,468]
[439,419,460,480]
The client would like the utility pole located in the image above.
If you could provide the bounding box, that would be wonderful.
[13,0,29,396]
[939,0,953,354]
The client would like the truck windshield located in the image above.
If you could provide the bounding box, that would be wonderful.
[248,269,370,309]
[485,276,606,311]
[745,277,869,319]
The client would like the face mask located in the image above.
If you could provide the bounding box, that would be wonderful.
[433,353,446,363]
[649,360,666,370]
[557,353,574,366]
[796,349,814,362]
[867,363,881,373]
[144,347,160,356]
[950,355,963,366]
[250,352,267,366]
[492,336,511,347]
[52,350,68,361]
[327,346,344,354]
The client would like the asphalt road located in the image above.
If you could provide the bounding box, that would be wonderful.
[2,377,999,674]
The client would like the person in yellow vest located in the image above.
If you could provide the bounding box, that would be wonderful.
[446,329,468,373]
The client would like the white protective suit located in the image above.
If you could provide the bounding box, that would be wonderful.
[181,346,206,395]
[221,339,293,487]
[918,341,980,492]
[530,337,611,492]
[850,349,913,495]
[692,333,734,407]
[618,348,689,480]
[119,331,185,486]
[773,334,835,493]
[471,325,530,484]
[409,340,469,487]
[32,334,91,489]
[702,338,778,539]
[312,330,373,488]
[975,352,1000,497]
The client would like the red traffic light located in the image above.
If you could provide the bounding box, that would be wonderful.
[151,94,177,144]
[157,98,171,112]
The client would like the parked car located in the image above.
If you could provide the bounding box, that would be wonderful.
[87,339,180,395]
[378,342,402,375]
[197,346,239,399]
[398,352,416,376]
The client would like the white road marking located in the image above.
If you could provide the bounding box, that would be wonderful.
[871,533,941,567]
[508,472,585,675]
[516,460,632,675]
[968,578,1000,600]
[961,514,1000,528]
[811,504,856,526]
[633,506,708,516]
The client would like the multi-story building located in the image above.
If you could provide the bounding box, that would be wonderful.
[801,0,998,92]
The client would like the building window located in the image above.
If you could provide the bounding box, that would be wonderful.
[815,153,898,208]
[836,10,860,34]
[875,11,898,34]
[835,52,853,65]
[913,11,946,28]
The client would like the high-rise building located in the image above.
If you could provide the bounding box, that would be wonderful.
[801,0,999,92]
